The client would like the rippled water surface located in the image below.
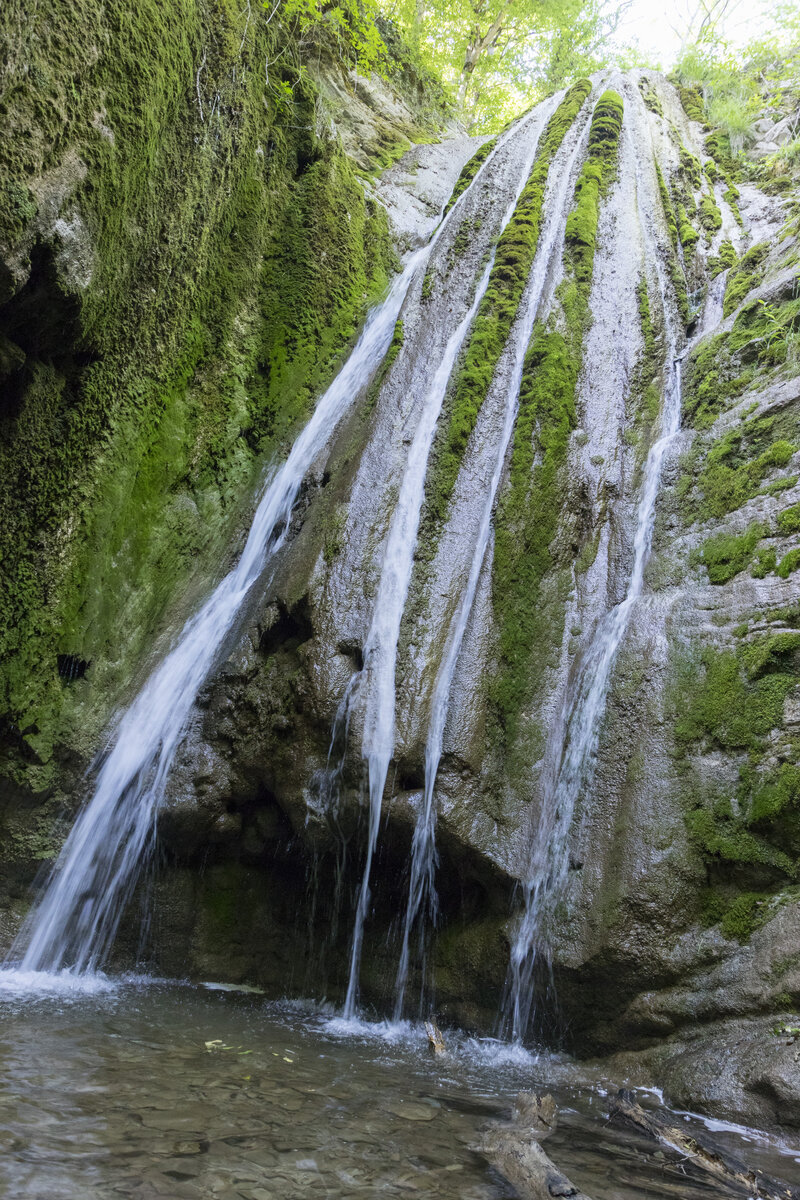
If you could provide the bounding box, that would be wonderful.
[0,978,798,1199]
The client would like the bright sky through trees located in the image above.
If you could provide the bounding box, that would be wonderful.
[610,0,786,67]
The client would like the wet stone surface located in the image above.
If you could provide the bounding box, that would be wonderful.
[0,980,798,1199]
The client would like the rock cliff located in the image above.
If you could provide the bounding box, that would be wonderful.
[1,7,799,1131]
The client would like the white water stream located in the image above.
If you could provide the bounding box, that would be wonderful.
[392,104,595,1019]
[504,91,703,1040]
[341,98,561,1018]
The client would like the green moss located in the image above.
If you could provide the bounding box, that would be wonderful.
[638,78,663,117]
[364,317,404,413]
[676,638,799,752]
[723,242,769,317]
[655,162,678,248]
[720,892,771,941]
[694,425,797,520]
[709,239,738,278]
[676,203,699,248]
[778,502,800,535]
[677,634,800,903]
[681,291,800,441]
[699,191,723,237]
[490,90,623,746]
[442,136,497,217]
[678,85,706,123]
[682,330,754,429]
[563,90,624,282]
[777,547,800,578]
[0,0,396,775]
[752,546,777,578]
[701,522,765,583]
[680,146,703,190]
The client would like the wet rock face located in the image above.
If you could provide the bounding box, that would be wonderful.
[3,47,800,1126]
[150,71,800,1089]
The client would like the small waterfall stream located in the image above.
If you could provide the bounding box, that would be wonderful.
[503,87,724,1039]
[392,107,595,1019]
[344,256,496,1015]
[342,99,559,1017]
[505,354,685,1040]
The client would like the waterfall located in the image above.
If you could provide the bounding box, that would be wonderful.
[341,97,561,1018]
[505,89,689,1042]
[5,233,439,980]
[4,96,548,984]
[392,107,595,1020]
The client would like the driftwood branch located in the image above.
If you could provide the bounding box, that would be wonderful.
[610,1089,800,1200]
[479,1092,594,1200]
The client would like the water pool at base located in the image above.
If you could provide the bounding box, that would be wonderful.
[0,979,797,1199]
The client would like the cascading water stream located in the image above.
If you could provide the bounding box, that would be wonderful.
[341,98,560,1019]
[392,109,596,1020]
[505,94,692,1042]
[342,257,496,1017]
[4,161,489,981]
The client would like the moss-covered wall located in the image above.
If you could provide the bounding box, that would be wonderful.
[0,0,442,787]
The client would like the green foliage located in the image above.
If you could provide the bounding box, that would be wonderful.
[700,522,766,584]
[281,0,389,73]
[387,0,623,131]
[674,26,800,168]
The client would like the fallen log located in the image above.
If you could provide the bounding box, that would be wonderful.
[479,1092,595,1200]
[610,1089,800,1200]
